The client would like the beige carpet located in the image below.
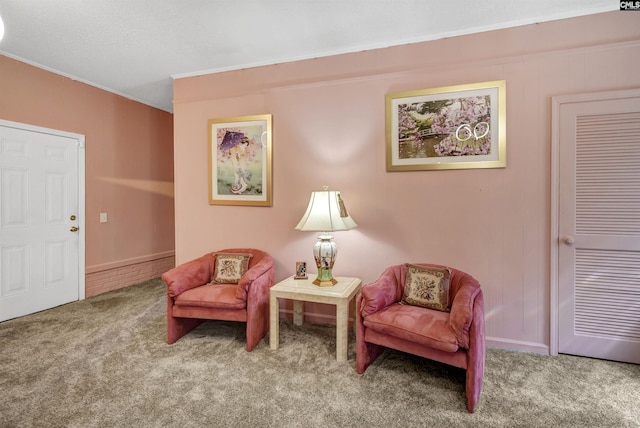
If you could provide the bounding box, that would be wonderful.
[1,278,639,428]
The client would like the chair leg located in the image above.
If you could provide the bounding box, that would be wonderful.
[166,296,203,344]
[244,278,270,352]
[357,340,385,374]
[465,362,483,413]
[465,295,485,413]
[245,314,265,352]
[355,295,385,374]
[167,317,203,344]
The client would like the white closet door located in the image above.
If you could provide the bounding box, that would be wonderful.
[557,90,640,364]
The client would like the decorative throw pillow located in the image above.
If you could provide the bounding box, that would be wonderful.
[401,264,451,312]
[212,253,253,284]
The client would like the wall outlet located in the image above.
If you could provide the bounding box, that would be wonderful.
[100,212,108,223]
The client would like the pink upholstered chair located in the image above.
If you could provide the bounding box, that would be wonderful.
[162,248,275,351]
[356,263,485,412]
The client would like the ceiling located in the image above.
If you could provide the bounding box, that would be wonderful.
[0,1,617,113]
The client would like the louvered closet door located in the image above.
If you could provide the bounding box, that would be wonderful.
[558,92,640,364]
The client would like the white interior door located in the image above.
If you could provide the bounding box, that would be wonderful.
[554,89,640,364]
[0,120,85,322]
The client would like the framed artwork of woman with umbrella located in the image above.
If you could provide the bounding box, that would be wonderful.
[208,114,272,206]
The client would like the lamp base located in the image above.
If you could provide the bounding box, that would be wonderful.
[312,234,338,286]
[313,277,338,287]
[312,267,337,287]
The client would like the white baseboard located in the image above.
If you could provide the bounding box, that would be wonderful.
[486,336,549,355]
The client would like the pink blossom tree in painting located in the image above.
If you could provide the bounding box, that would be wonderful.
[397,95,491,158]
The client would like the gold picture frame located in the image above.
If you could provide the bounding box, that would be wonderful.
[208,114,272,206]
[386,80,506,171]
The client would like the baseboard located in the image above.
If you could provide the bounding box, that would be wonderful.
[486,336,549,355]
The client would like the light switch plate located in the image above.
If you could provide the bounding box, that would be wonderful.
[100,212,108,223]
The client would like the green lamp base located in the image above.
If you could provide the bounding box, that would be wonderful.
[313,268,337,287]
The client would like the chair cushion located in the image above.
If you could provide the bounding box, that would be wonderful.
[363,303,459,353]
[212,253,253,284]
[401,264,451,312]
[174,283,246,309]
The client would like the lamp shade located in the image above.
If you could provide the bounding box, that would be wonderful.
[295,189,357,232]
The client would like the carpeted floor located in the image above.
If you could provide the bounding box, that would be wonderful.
[1,278,638,428]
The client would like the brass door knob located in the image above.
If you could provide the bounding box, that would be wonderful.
[70,226,79,232]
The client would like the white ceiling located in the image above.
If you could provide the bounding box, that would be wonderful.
[0,1,617,113]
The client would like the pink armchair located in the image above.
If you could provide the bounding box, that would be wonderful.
[162,248,275,351]
[356,263,485,412]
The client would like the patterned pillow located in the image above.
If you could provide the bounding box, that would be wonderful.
[401,264,451,312]
[212,253,253,284]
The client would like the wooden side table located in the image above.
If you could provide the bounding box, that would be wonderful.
[269,275,362,362]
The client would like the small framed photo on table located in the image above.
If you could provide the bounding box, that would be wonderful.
[294,262,308,279]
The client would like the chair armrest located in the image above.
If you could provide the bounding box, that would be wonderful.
[449,282,481,349]
[236,254,275,301]
[162,254,213,298]
[360,266,404,318]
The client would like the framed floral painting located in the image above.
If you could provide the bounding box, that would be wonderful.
[386,80,506,171]
[208,114,272,206]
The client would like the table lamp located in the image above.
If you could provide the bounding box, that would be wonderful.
[295,186,357,286]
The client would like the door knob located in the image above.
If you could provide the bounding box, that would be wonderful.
[561,235,574,245]
[70,226,79,232]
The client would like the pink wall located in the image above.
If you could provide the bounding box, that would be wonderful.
[173,11,640,353]
[0,55,175,294]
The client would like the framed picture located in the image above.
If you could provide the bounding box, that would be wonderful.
[386,80,506,171]
[294,261,308,280]
[208,114,272,206]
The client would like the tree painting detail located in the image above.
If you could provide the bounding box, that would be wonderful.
[398,95,491,159]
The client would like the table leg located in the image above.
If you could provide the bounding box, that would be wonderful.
[336,300,348,362]
[270,294,279,350]
[293,300,304,326]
